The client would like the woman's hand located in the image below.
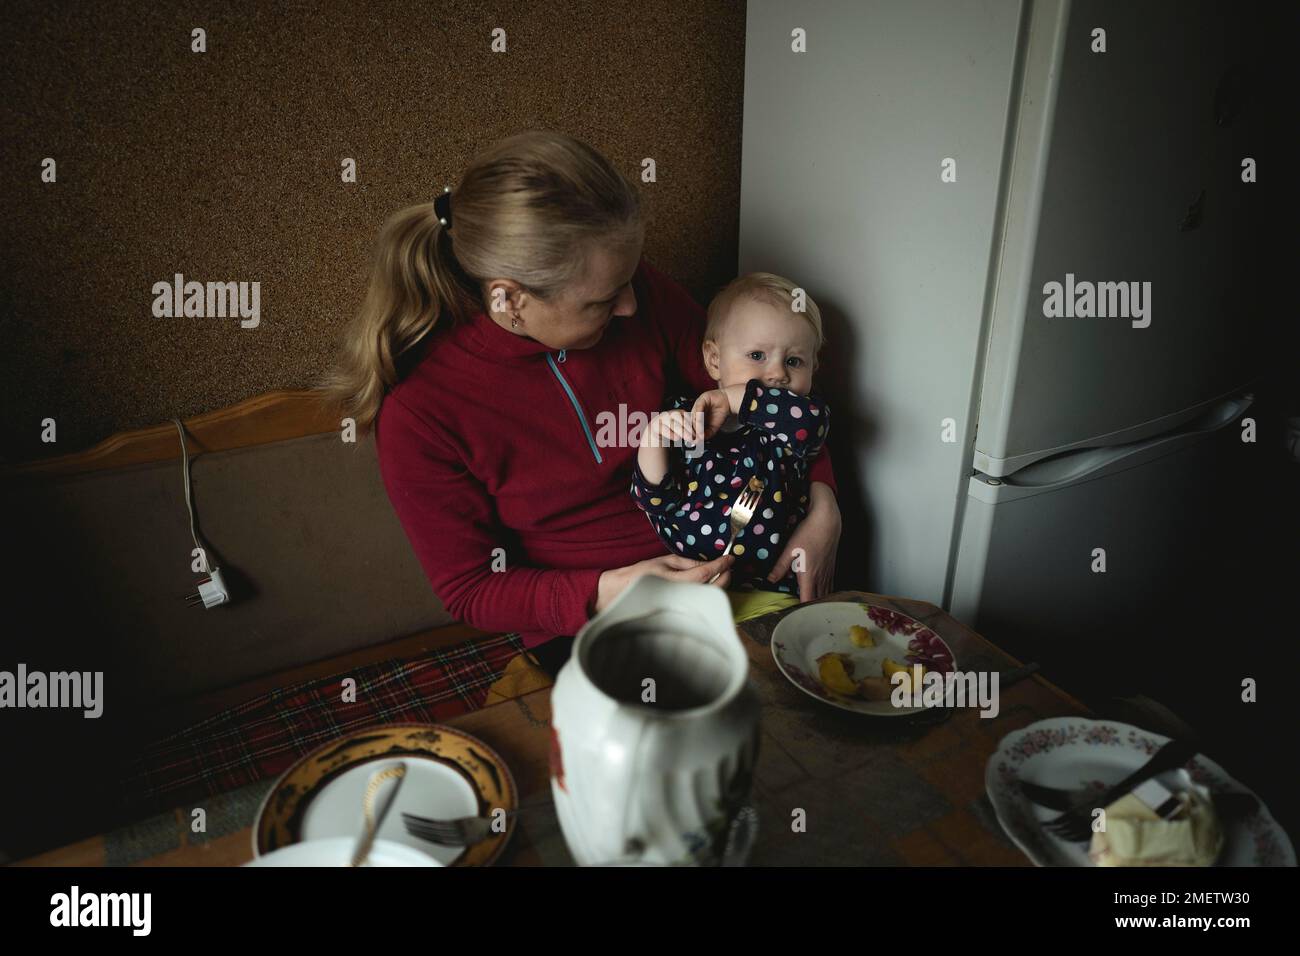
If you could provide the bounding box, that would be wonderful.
[766,481,841,602]
[594,553,735,614]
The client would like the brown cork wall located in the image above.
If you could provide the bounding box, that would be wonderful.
[0,0,747,461]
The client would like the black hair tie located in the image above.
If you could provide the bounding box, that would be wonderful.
[434,186,453,230]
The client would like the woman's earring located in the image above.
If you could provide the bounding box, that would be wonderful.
[511,314,520,329]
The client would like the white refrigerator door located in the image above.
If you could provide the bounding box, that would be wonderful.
[949,393,1257,695]
[976,0,1264,478]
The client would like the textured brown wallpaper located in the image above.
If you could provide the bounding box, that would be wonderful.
[0,0,746,461]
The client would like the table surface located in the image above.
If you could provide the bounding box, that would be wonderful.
[15,590,1090,867]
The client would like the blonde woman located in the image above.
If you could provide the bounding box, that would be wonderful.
[325,131,841,673]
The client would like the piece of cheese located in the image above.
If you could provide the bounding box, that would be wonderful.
[1088,785,1224,867]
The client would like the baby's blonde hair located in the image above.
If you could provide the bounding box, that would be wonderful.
[704,272,825,368]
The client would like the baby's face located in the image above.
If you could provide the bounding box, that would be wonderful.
[705,297,818,396]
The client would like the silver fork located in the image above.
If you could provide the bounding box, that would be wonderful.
[401,797,549,848]
[407,808,623,855]
[706,476,766,584]
[1042,738,1198,842]
[402,811,498,848]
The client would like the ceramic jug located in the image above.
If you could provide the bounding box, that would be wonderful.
[549,575,761,866]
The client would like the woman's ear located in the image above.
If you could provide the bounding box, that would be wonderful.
[484,279,526,315]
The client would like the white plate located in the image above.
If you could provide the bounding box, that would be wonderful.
[244,836,441,867]
[298,757,479,867]
[985,717,1296,866]
[770,601,958,716]
[254,724,518,867]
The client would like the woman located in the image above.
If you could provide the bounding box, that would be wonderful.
[324,131,841,673]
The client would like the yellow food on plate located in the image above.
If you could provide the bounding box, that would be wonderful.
[849,624,875,648]
[882,658,925,690]
[815,652,929,703]
[856,676,893,701]
[815,652,859,696]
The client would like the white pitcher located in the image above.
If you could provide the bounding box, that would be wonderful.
[549,575,761,866]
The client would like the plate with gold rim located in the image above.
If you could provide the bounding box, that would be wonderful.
[253,723,517,866]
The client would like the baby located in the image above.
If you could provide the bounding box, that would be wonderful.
[631,272,830,595]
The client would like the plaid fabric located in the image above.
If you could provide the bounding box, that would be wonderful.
[115,631,528,817]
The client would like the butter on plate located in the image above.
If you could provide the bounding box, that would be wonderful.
[1088,774,1224,867]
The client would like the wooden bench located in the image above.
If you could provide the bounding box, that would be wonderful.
[0,390,495,854]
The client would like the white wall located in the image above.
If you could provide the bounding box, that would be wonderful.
[738,0,1024,605]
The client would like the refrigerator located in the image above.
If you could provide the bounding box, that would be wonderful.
[738,0,1269,705]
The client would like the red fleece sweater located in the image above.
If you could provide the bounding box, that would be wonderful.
[374,257,838,648]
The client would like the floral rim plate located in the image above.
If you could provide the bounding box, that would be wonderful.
[253,723,517,867]
[770,601,957,716]
[985,717,1296,867]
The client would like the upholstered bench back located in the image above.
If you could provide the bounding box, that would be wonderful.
[4,413,451,702]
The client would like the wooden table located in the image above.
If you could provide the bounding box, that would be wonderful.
[15,590,1090,867]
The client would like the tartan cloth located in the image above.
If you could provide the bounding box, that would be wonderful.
[114,631,528,818]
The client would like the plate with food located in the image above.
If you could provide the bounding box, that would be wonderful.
[770,601,957,716]
[253,723,517,867]
[985,717,1295,867]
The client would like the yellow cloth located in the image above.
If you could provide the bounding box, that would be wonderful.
[484,588,800,703]
[726,587,801,623]
[482,650,556,706]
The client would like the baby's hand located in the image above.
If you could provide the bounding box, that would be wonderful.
[644,409,699,448]
[690,386,744,441]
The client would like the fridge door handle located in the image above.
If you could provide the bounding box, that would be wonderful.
[973,394,1254,501]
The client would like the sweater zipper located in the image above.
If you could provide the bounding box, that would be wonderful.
[546,349,603,464]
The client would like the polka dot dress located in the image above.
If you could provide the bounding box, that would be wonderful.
[631,378,830,596]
